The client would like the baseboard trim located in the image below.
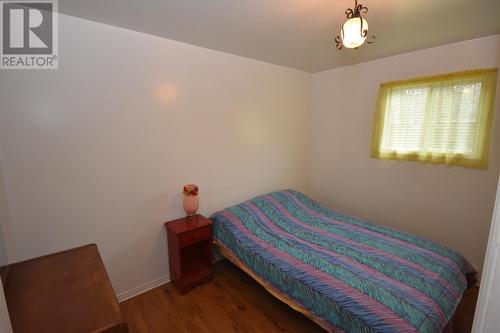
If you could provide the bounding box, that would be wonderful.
[117,275,170,302]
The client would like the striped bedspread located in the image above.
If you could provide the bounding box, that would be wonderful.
[210,190,475,333]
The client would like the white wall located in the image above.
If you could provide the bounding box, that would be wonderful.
[0,282,12,333]
[0,162,15,267]
[310,35,500,274]
[0,14,311,297]
[0,163,13,332]
[473,176,500,333]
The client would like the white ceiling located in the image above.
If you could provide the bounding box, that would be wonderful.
[59,0,500,73]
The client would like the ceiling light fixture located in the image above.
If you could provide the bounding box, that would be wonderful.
[335,0,375,50]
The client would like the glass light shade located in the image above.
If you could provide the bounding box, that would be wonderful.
[341,17,368,48]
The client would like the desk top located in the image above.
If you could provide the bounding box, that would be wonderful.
[3,244,127,333]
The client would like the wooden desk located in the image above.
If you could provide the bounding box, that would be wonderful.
[2,244,128,333]
[165,215,213,294]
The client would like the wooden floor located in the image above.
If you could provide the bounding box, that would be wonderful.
[121,260,479,333]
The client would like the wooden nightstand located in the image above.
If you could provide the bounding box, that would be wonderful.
[165,214,213,294]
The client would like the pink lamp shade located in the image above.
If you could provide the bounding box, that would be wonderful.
[183,184,199,216]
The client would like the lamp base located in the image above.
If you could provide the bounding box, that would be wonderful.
[186,214,198,228]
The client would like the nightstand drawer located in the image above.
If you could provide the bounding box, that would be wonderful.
[178,226,211,248]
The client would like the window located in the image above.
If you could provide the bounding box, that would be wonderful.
[371,69,497,168]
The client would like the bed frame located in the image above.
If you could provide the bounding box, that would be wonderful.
[214,240,458,333]
[214,240,336,332]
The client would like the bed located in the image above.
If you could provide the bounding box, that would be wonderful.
[210,190,476,333]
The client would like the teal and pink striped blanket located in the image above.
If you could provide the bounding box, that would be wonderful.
[211,190,475,333]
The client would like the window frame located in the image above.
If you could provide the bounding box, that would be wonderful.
[371,68,498,169]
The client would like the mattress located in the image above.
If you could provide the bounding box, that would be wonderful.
[210,190,475,333]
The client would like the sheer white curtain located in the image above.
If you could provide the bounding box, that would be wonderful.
[371,69,497,168]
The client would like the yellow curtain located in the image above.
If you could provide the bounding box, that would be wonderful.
[371,68,498,168]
